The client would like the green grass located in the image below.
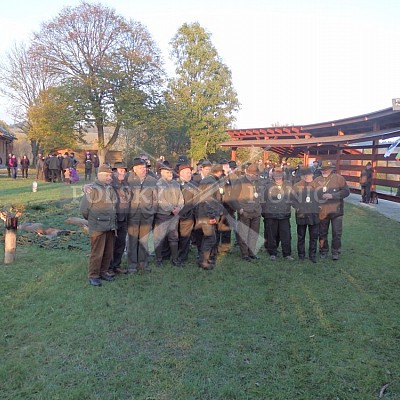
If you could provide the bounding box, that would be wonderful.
[1,176,400,399]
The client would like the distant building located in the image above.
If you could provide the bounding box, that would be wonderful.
[0,126,16,165]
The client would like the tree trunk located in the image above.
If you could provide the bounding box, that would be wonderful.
[30,139,39,167]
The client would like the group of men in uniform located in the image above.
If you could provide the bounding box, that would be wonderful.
[80,155,350,287]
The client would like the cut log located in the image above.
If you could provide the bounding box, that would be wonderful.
[4,216,18,264]
[64,217,88,227]
[18,222,44,234]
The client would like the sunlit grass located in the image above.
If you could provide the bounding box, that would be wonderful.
[0,177,399,399]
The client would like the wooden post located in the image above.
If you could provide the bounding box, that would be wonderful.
[4,215,18,264]
[231,147,237,161]
[263,148,269,164]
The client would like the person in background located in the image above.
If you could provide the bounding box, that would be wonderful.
[311,159,322,179]
[80,164,117,287]
[20,155,30,178]
[314,160,350,261]
[36,154,45,181]
[6,153,12,177]
[61,152,72,182]
[9,154,18,179]
[70,152,78,169]
[43,154,50,182]
[93,154,100,178]
[291,160,303,185]
[84,153,93,181]
[57,153,63,182]
[360,161,373,203]
[47,153,60,183]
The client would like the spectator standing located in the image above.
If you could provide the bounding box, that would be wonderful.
[311,160,322,179]
[60,152,72,181]
[6,153,12,177]
[93,154,100,178]
[47,153,60,183]
[360,162,373,203]
[57,153,63,182]
[36,154,45,180]
[84,153,93,181]
[9,154,18,179]
[20,155,30,178]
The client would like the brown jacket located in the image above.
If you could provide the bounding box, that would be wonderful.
[314,173,350,218]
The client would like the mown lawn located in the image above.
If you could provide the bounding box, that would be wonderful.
[1,176,399,399]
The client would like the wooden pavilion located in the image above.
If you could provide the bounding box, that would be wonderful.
[220,107,400,200]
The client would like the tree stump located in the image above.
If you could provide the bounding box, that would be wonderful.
[4,216,18,264]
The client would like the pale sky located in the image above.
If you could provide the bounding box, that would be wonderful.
[1,0,400,129]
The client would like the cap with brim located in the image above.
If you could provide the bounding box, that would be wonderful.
[113,161,127,170]
[178,155,189,164]
[246,164,259,175]
[178,164,193,173]
[98,164,111,174]
[228,160,237,168]
[159,161,172,171]
[132,158,147,167]
[201,160,212,167]
[219,159,229,165]
[211,164,224,173]
[320,160,336,170]
[299,167,313,176]
[272,168,283,176]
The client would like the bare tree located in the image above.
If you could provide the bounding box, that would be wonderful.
[0,42,56,159]
[30,2,165,161]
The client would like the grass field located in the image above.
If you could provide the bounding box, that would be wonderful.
[1,176,399,399]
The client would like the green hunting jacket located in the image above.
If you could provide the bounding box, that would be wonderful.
[80,180,118,236]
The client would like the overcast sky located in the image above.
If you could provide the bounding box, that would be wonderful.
[1,0,400,129]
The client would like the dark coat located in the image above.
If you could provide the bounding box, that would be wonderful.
[196,174,224,223]
[231,175,262,216]
[291,180,322,225]
[127,173,157,220]
[177,179,199,219]
[262,180,292,219]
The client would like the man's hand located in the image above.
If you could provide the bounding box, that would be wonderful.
[322,193,333,200]
[172,206,181,216]
[82,184,92,194]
